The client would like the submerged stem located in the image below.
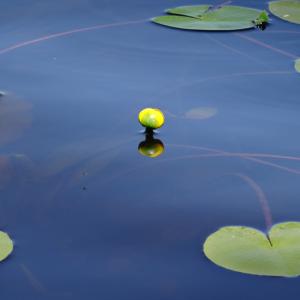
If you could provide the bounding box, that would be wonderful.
[233,173,273,231]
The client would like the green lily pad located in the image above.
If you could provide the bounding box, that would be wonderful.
[295,59,300,73]
[203,222,300,277]
[269,0,300,24]
[152,5,269,31]
[0,231,13,262]
[166,5,212,18]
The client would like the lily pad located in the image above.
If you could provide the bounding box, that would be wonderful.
[152,5,269,31]
[166,5,212,18]
[0,231,13,262]
[203,222,300,277]
[295,58,300,73]
[269,0,300,24]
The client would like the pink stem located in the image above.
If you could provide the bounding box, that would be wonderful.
[235,33,298,59]
[0,19,147,55]
[234,173,273,230]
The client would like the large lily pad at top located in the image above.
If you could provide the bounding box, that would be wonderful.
[152,5,269,31]
[203,222,300,277]
[0,231,13,262]
[269,0,300,24]
[295,59,300,73]
[166,5,212,18]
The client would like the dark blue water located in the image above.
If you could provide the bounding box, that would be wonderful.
[0,0,300,299]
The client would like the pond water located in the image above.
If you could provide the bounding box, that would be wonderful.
[1,0,300,299]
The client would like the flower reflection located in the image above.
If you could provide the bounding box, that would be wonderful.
[138,129,164,158]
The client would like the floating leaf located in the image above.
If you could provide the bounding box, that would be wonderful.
[203,222,300,277]
[0,231,13,262]
[184,107,217,120]
[269,0,300,24]
[295,58,300,73]
[152,5,269,31]
[166,5,211,18]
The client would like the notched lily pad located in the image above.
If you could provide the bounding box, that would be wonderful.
[295,58,300,73]
[152,5,269,31]
[166,5,212,18]
[269,0,300,24]
[0,231,13,262]
[203,222,300,277]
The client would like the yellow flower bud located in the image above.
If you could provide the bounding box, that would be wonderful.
[138,108,165,129]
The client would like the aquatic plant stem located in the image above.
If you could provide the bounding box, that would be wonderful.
[233,173,273,231]
[156,70,293,100]
[0,19,147,55]
[205,33,266,66]
[168,143,300,175]
[90,142,300,192]
[20,264,46,293]
[235,33,298,59]
[267,30,300,34]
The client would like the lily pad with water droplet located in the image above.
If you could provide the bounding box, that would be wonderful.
[152,5,269,31]
[269,0,300,24]
[295,58,300,73]
[203,222,300,277]
[0,232,13,262]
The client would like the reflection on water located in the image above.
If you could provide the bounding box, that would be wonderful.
[138,129,164,158]
[0,154,34,189]
[166,107,217,120]
[0,155,12,189]
[184,107,217,120]
[1,0,300,298]
[0,92,33,189]
[0,92,32,146]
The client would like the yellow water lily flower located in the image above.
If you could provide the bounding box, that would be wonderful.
[138,108,165,129]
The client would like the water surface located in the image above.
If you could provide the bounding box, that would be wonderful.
[1,0,300,299]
